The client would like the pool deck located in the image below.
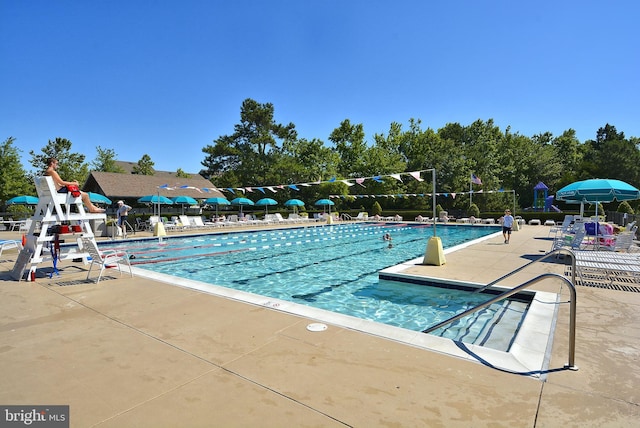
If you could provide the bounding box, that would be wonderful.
[1,223,639,427]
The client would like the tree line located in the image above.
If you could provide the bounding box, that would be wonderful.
[2,97,639,214]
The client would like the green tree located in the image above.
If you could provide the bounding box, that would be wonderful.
[371,201,382,216]
[0,137,33,202]
[132,154,155,175]
[552,129,581,184]
[92,146,125,173]
[201,98,297,186]
[617,201,634,215]
[329,119,367,178]
[29,137,89,185]
[282,137,339,183]
[579,124,640,188]
[468,203,480,217]
[176,168,191,178]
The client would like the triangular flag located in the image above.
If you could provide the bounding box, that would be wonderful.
[409,171,424,181]
[266,186,277,193]
[341,180,354,186]
[373,176,383,183]
[289,184,300,191]
[390,174,402,182]
[256,187,265,194]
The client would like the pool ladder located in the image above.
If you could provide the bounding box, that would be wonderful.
[422,249,579,371]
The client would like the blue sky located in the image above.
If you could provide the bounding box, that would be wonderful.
[2,1,639,174]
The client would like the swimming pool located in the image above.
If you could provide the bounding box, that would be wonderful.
[100,223,536,351]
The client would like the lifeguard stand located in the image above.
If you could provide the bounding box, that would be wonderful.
[10,176,106,281]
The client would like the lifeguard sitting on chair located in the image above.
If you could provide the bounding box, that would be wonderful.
[45,157,105,213]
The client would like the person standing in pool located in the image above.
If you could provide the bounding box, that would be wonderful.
[116,200,132,237]
[502,209,514,244]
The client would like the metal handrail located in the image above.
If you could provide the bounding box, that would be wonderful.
[473,248,576,294]
[422,249,578,370]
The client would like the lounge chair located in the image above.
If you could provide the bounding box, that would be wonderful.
[573,250,640,265]
[355,212,369,221]
[18,219,32,233]
[177,215,194,230]
[79,237,132,284]
[551,226,587,253]
[575,258,640,284]
[0,239,22,260]
[601,228,637,252]
[549,215,574,237]
[274,213,293,224]
[135,217,149,232]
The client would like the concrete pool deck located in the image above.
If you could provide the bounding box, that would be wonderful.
[1,223,639,427]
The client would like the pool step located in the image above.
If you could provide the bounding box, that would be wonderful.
[433,299,529,352]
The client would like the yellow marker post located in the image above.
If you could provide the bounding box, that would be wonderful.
[154,222,167,237]
[423,236,446,266]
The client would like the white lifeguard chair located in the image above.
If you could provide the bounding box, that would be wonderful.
[10,176,107,281]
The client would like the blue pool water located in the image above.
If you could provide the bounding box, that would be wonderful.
[101,223,528,349]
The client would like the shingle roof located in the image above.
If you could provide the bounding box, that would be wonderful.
[84,171,224,201]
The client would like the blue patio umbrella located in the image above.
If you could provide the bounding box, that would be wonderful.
[315,198,335,213]
[204,196,230,205]
[137,195,174,204]
[204,196,230,216]
[255,197,278,214]
[171,195,198,205]
[284,198,305,213]
[138,194,173,218]
[230,197,254,215]
[7,195,39,205]
[556,179,640,204]
[556,178,640,240]
[171,195,198,214]
[86,192,112,205]
[284,198,304,207]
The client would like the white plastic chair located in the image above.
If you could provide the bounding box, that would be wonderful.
[80,237,132,284]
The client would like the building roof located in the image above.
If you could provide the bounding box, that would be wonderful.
[83,171,224,201]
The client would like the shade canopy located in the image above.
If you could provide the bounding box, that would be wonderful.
[137,195,174,204]
[204,197,230,206]
[255,198,277,206]
[7,195,39,205]
[87,192,112,204]
[230,197,254,215]
[556,179,640,204]
[314,199,334,206]
[556,178,640,220]
[171,195,198,205]
[284,199,305,207]
[255,198,277,215]
[230,197,254,206]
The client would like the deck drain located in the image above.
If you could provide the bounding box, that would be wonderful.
[307,323,328,332]
[55,276,118,286]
